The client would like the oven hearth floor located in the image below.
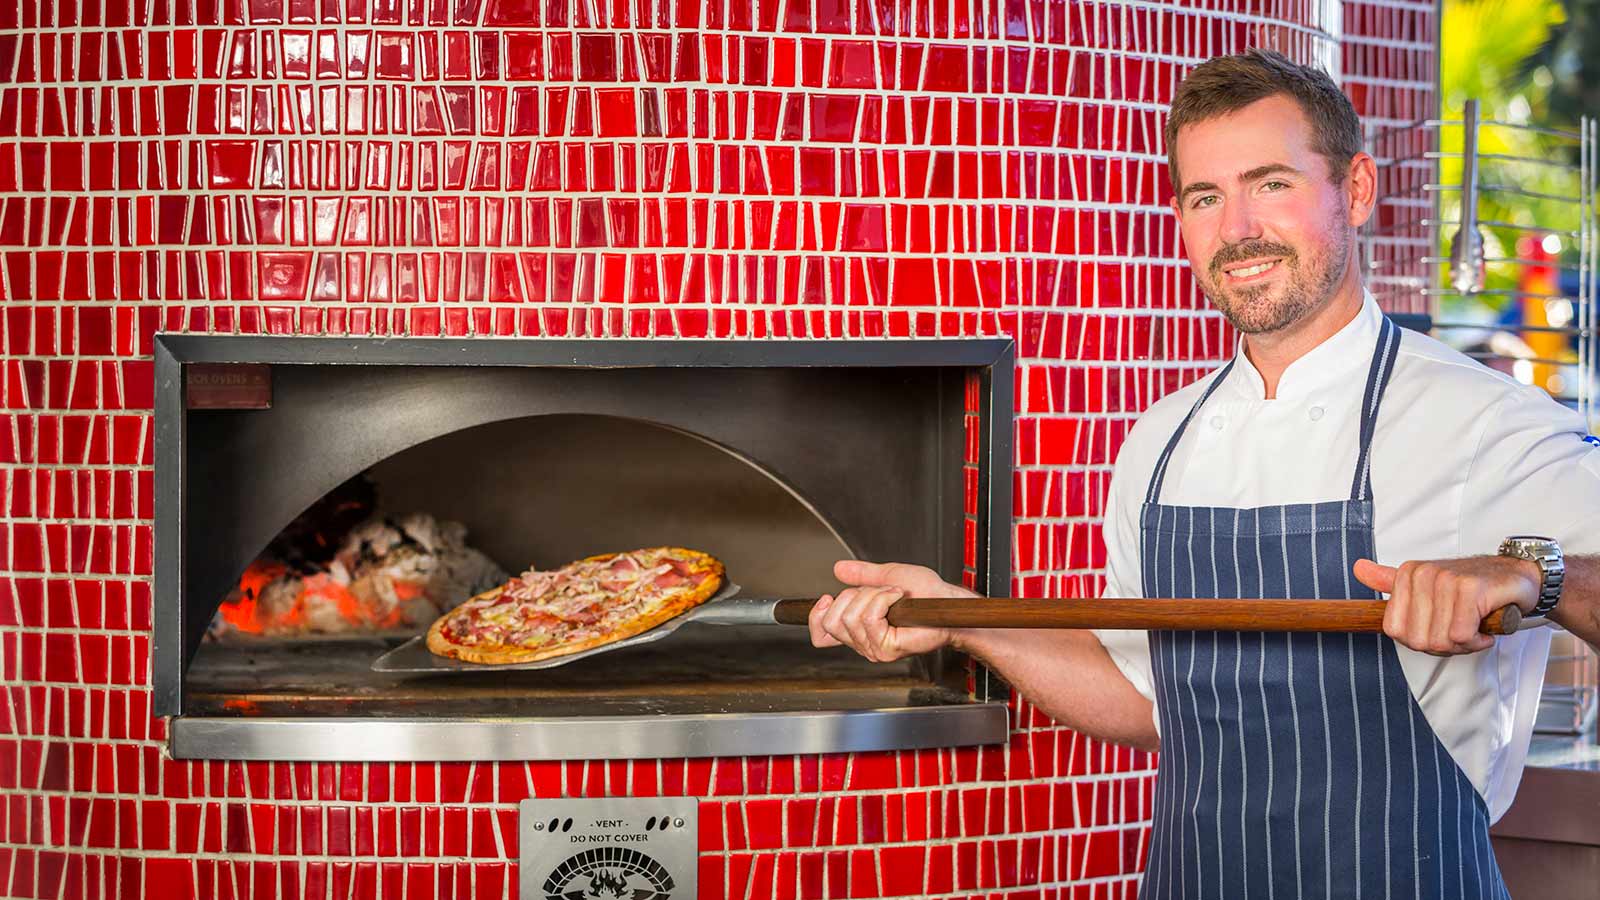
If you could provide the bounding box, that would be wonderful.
[185,624,969,717]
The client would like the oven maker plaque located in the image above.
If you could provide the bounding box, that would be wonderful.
[519,798,697,900]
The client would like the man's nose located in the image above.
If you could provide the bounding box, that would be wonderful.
[1219,195,1262,244]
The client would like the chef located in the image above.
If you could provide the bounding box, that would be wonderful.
[810,50,1600,898]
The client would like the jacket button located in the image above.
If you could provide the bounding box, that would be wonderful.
[1309,406,1325,421]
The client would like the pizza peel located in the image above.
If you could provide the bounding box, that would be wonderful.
[702,595,1535,632]
[372,584,1535,673]
[370,582,745,673]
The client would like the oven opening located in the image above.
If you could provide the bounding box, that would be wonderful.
[154,337,1012,759]
[189,413,956,718]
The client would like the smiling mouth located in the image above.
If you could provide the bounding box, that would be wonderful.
[1222,258,1283,280]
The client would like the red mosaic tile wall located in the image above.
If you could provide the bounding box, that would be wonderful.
[0,0,1435,897]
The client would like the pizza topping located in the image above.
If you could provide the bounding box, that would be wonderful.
[431,548,721,656]
[653,570,688,589]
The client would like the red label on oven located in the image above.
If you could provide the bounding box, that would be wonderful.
[187,364,272,409]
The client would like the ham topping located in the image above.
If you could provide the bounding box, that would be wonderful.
[445,550,712,647]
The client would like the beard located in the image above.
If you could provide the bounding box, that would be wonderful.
[1199,223,1350,335]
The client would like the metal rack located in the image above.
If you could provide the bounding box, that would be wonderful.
[1365,105,1598,739]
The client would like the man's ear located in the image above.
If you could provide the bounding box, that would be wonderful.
[1167,158,1183,220]
[1345,151,1378,228]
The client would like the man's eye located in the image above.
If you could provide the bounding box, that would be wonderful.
[1190,195,1218,209]
[1263,180,1289,191]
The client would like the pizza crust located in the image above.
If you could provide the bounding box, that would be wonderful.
[424,548,725,665]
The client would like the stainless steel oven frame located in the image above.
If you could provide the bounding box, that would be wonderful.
[153,336,1014,761]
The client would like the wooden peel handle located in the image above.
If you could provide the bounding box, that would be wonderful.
[773,597,1523,635]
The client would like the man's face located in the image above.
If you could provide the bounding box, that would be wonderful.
[1171,95,1358,335]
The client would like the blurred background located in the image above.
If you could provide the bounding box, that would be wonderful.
[1433,0,1597,413]
[1429,0,1600,778]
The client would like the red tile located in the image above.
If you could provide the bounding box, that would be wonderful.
[474,862,508,900]
[467,808,496,857]
[743,798,783,850]
[438,763,468,803]
[143,858,193,899]
[441,807,467,851]
[698,800,723,852]
[0,3,1440,894]
[354,861,380,900]
[859,795,885,844]
[784,798,815,848]
[697,856,726,900]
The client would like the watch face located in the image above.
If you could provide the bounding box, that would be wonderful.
[1503,537,1565,616]
[1503,537,1558,556]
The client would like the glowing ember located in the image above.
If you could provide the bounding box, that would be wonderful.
[211,512,506,638]
[217,560,288,633]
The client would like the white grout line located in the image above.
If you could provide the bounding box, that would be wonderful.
[0,765,1161,808]
[0,3,1350,42]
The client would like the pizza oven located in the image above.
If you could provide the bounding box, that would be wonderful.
[153,335,1013,761]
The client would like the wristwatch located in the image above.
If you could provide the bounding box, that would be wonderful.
[1498,536,1565,617]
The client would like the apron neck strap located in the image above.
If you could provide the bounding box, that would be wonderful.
[1349,315,1403,502]
[1142,313,1405,507]
[1143,358,1237,506]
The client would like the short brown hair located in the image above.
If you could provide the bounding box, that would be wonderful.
[1165,50,1363,194]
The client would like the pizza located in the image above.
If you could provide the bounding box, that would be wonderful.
[424,547,725,664]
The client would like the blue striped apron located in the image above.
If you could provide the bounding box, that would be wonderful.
[1137,317,1508,899]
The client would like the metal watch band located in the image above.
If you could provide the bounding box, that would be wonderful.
[1499,536,1564,617]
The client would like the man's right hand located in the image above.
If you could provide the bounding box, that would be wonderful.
[812,560,1158,750]
[807,560,978,662]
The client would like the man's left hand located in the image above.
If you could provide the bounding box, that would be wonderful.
[1352,557,1541,656]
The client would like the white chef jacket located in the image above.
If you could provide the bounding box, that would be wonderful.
[1094,292,1599,822]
